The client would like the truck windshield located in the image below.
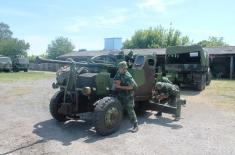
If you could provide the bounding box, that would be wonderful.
[18,58,29,63]
[0,57,11,62]
[134,55,145,67]
[166,51,200,64]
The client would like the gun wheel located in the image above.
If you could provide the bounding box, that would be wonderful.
[94,97,123,136]
[50,91,68,122]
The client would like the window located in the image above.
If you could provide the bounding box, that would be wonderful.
[166,51,200,64]
[134,55,145,67]
[0,57,11,62]
[105,56,116,64]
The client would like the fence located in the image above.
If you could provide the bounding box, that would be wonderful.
[29,63,62,72]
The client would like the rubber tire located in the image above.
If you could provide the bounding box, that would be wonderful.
[13,68,19,72]
[206,71,212,85]
[94,97,123,136]
[196,81,203,91]
[196,75,206,91]
[6,69,11,72]
[50,91,68,122]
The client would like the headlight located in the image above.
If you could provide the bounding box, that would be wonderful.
[82,87,92,96]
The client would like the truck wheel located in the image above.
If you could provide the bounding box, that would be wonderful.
[13,68,18,72]
[50,91,68,122]
[6,69,11,72]
[206,71,212,85]
[196,82,203,91]
[94,97,123,136]
[196,75,206,91]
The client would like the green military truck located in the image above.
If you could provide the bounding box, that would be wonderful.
[0,56,12,72]
[12,55,29,72]
[165,45,211,91]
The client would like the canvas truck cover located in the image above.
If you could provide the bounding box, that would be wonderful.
[166,45,208,67]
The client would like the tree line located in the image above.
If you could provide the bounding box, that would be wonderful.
[0,22,30,57]
[0,22,228,61]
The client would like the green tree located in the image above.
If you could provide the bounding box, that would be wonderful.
[0,22,13,40]
[0,38,30,56]
[0,22,30,56]
[198,37,227,47]
[47,36,75,59]
[123,26,191,49]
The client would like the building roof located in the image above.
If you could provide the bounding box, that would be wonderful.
[205,46,235,55]
[123,48,166,55]
[125,46,235,55]
[58,46,235,59]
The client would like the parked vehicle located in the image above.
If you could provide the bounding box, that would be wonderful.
[165,45,211,90]
[0,56,12,72]
[12,55,29,72]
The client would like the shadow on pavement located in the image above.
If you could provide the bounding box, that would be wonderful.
[33,112,183,145]
[180,85,202,96]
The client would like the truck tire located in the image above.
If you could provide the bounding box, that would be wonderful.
[206,71,212,85]
[13,68,19,72]
[50,91,68,122]
[196,82,203,91]
[94,97,123,136]
[196,75,206,91]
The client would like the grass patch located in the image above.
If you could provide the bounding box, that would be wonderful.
[0,71,55,82]
[204,80,235,108]
[7,88,33,96]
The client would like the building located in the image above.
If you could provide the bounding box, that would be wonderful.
[58,46,235,79]
[206,46,235,79]
[104,38,122,50]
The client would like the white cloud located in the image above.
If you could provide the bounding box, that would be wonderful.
[24,36,51,55]
[137,0,184,13]
[72,37,103,51]
[95,9,133,27]
[64,17,89,33]
[184,29,222,37]
[64,8,137,33]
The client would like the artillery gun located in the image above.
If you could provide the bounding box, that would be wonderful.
[36,55,185,136]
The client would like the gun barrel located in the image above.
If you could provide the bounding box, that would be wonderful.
[35,57,116,68]
[35,57,74,65]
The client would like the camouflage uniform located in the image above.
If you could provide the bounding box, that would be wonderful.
[114,70,138,125]
[161,77,173,84]
[156,82,181,119]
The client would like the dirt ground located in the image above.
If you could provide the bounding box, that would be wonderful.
[0,72,235,155]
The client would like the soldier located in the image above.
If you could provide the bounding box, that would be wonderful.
[125,51,134,68]
[155,82,181,121]
[114,61,139,133]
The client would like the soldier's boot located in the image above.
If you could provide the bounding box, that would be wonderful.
[131,122,138,133]
[174,99,181,121]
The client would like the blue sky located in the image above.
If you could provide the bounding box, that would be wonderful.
[0,0,234,55]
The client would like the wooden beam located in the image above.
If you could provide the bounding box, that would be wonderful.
[230,56,234,79]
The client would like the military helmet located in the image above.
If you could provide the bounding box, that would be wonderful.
[118,61,128,69]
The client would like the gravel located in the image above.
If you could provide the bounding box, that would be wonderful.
[0,77,234,155]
